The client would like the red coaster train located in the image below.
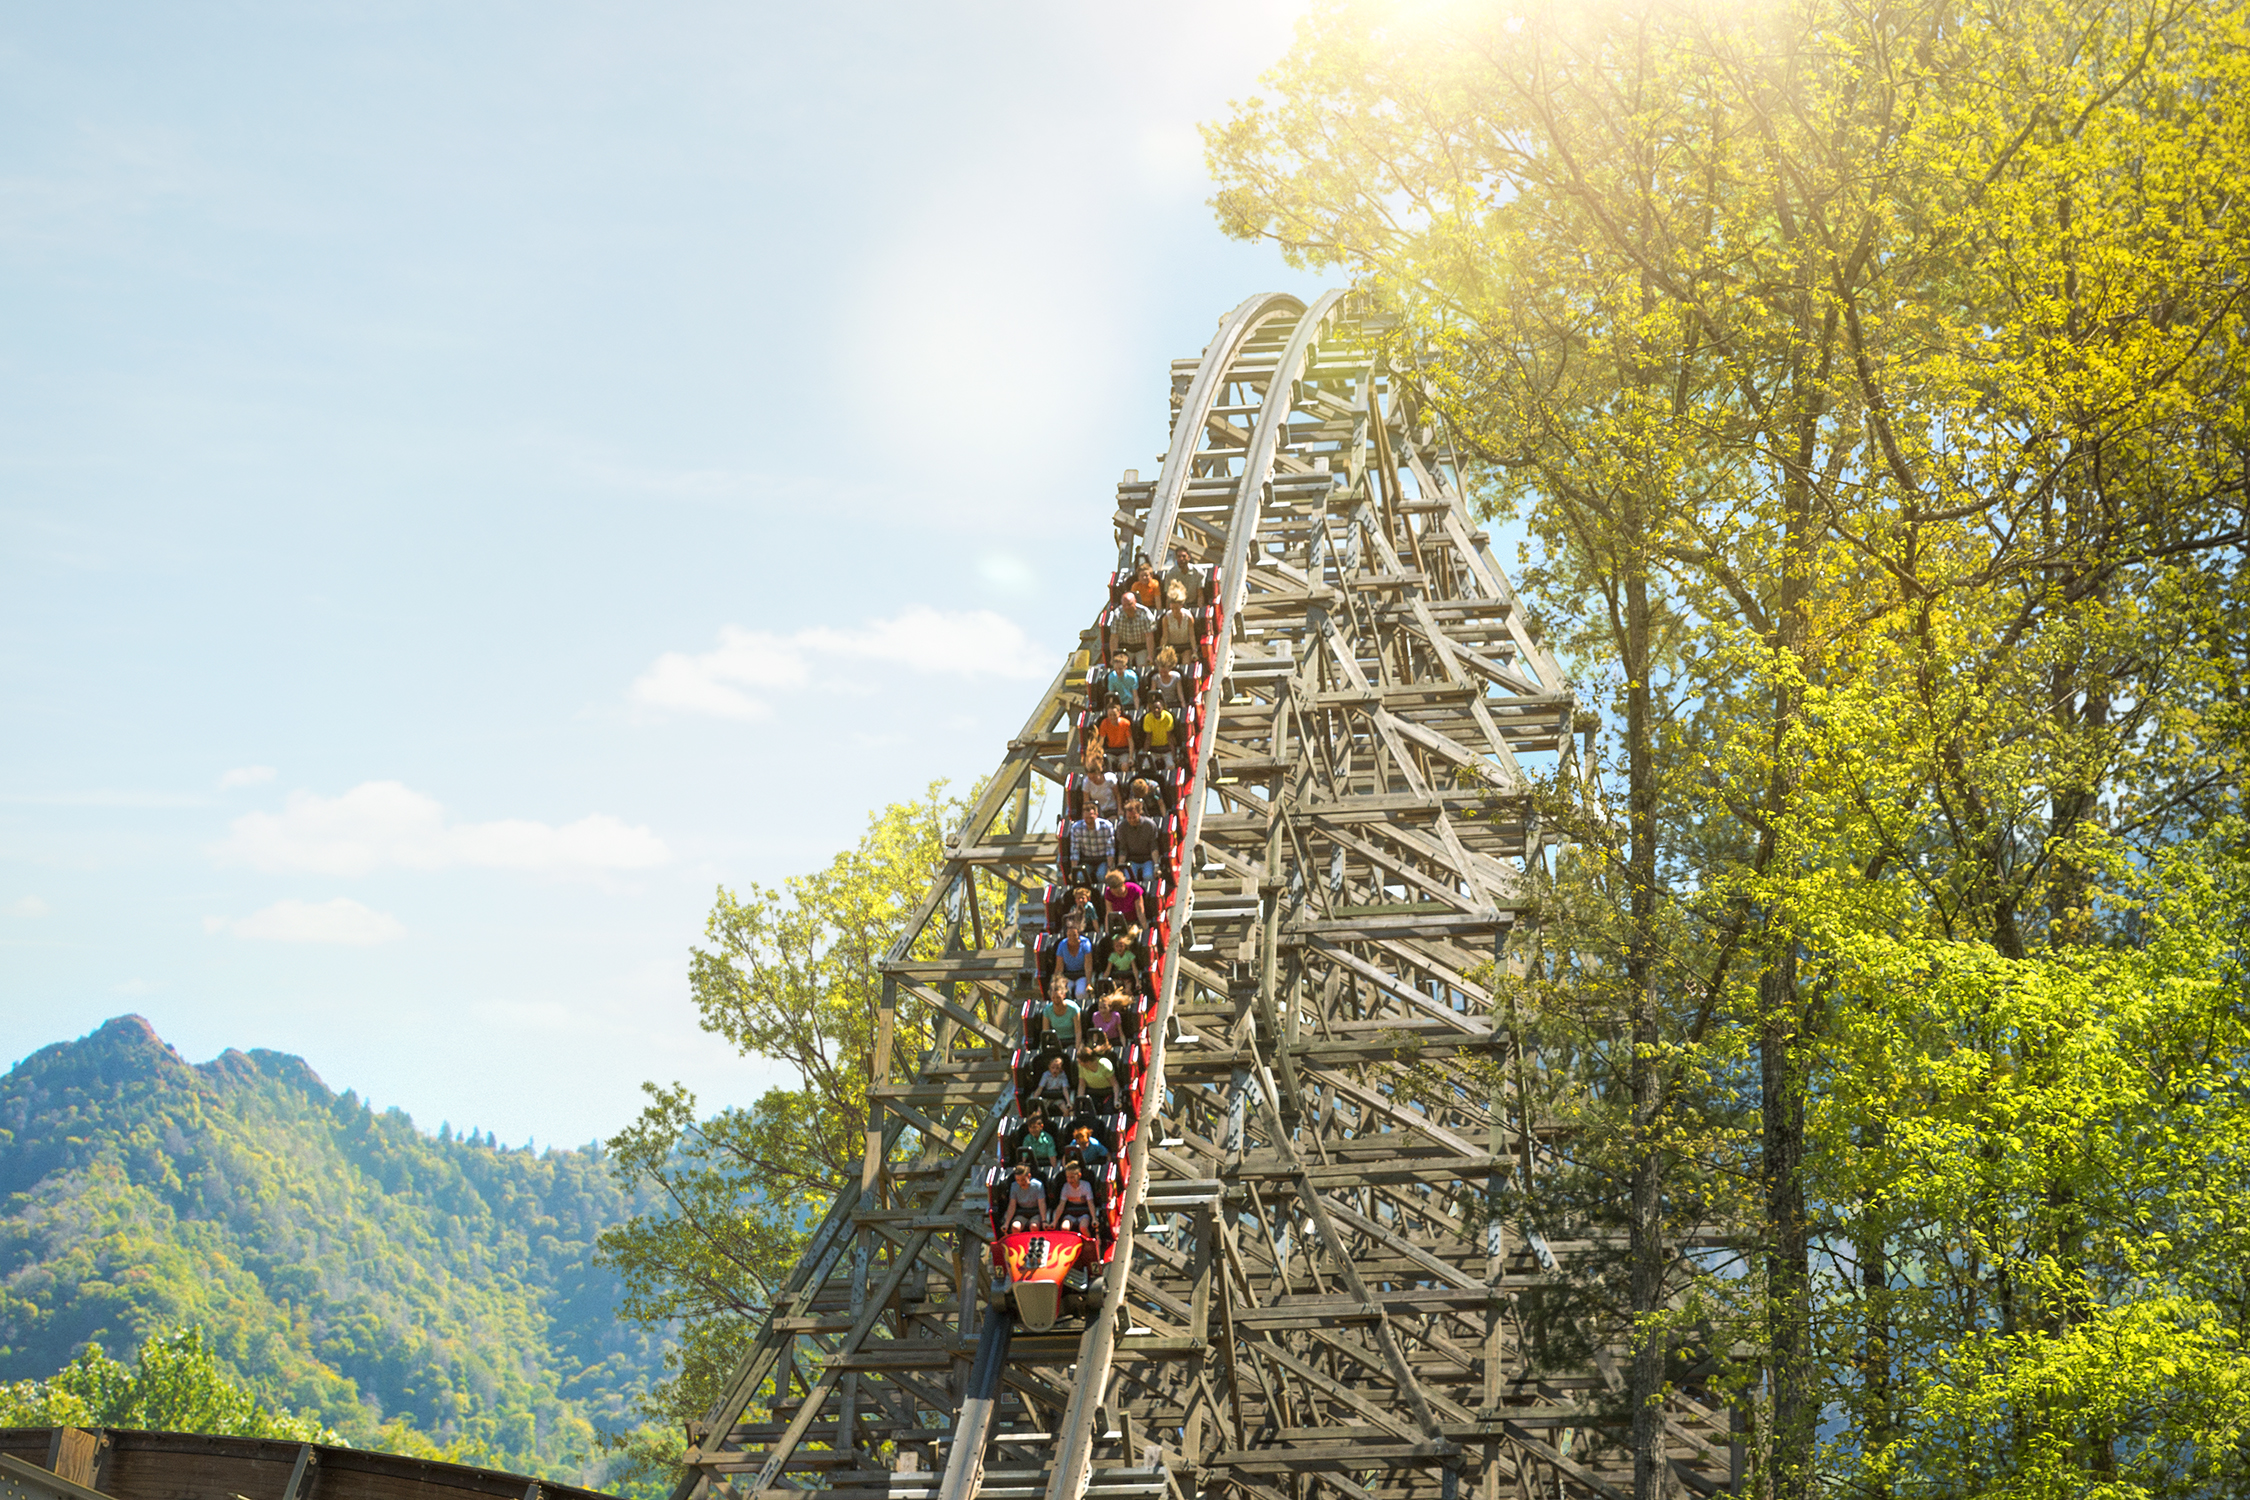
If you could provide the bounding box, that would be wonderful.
[986,559,1221,1331]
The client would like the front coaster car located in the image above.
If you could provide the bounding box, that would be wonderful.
[994,1227,1100,1332]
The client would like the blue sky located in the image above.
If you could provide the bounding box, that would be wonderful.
[0,0,1323,1146]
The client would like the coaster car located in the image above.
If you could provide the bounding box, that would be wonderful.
[995,1227,1098,1332]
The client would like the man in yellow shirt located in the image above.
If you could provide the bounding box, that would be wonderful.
[1139,701,1177,773]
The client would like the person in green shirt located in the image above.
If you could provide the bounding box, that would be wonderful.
[1019,1107,1061,1170]
[1035,985,1081,1052]
[1077,1034,1120,1114]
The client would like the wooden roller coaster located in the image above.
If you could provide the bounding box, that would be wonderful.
[674,291,1743,1500]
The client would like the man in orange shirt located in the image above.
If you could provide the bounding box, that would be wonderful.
[1097,700,1136,774]
[1124,558,1162,609]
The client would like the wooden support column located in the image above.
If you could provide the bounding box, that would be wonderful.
[1258,794,1303,1124]
[1261,1100,1446,1444]
[1484,934,1512,1500]
[839,971,898,1459]
[1190,1207,1216,1347]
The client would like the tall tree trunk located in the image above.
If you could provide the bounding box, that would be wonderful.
[1761,946,1811,1500]
[1857,1121,1891,1500]
[1764,375,1817,1495]
[1625,536,1666,1499]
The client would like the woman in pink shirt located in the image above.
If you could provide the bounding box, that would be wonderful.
[1102,868,1149,929]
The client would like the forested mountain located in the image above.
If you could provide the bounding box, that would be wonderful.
[0,1016,668,1489]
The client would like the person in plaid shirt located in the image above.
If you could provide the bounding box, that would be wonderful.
[1069,807,1116,887]
[1109,595,1156,669]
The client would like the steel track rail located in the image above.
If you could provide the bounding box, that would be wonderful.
[1041,290,1350,1500]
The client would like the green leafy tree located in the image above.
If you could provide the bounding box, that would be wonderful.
[1209,0,2249,1492]
[597,782,975,1486]
[0,1327,335,1440]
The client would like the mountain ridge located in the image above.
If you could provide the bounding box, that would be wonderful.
[0,1015,667,1490]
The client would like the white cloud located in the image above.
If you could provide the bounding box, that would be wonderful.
[220,765,278,789]
[205,898,405,946]
[632,607,1051,721]
[14,896,52,918]
[213,782,671,877]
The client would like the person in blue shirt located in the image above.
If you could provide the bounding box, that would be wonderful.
[1092,649,1139,715]
[1064,1121,1111,1173]
[1053,918,1096,1006]
[1031,1054,1076,1115]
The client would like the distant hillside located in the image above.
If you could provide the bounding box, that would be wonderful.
[0,1016,668,1489]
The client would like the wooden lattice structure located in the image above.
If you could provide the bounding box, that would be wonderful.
[675,292,1742,1500]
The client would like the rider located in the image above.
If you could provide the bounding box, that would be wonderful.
[1097,700,1137,776]
[1149,647,1188,716]
[1076,1033,1121,1117]
[1115,799,1162,890]
[1031,1053,1076,1114]
[1157,581,1199,666]
[1065,883,1103,937]
[1005,1164,1049,1233]
[1050,929,1093,1013]
[1082,757,1122,821]
[1088,987,1134,1049]
[1065,1119,1112,1166]
[1125,557,1163,610]
[1019,1106,1061,1173]
[1110,592,1157,671]
[1052,1161,1098,1236]
[1090,648,1139,715]
[1102,869,1150,931]
[1068,805,1115,890]
[1140,697,1177,773]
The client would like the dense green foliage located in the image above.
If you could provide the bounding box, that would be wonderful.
[0,1326,333,1440]
[1210,0,2248,1493]
[0,1015,666,1488]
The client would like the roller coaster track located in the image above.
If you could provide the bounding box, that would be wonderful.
[675,292,1741,1500]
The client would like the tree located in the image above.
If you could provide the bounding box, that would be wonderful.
[0,1327,335,1440]
[596,782,973,1484]
[1209,0,2248,1491]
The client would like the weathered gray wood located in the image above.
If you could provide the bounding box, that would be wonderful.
[672,293,1736,1500]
